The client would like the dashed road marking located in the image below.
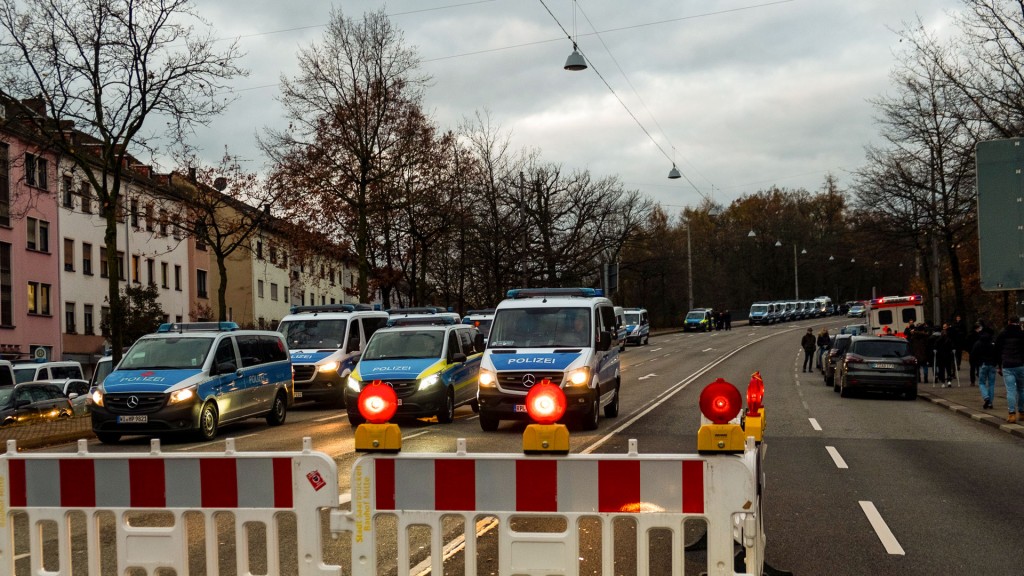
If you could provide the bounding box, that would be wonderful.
[809,418,822,430]
[825,446,847,468]
[859,501,905,555]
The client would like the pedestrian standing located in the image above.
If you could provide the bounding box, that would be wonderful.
[724,309,732,331]
[968,320,990,386]
[995,316,1024,423]
[935,325,955,387]
[911,322,930,383]
[815,328,830,372]
[972,328,997,410]
[950,314,968,371]
[801,328,816,373]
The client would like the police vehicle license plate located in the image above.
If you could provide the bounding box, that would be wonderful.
[514,404,527,413]
[294,391,303,398]
[117,415,147,423]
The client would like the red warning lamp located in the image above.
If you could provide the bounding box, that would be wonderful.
[699,378,742,424]
[358,381,398,424]
[746,372,764,417]
[525,380,566,425]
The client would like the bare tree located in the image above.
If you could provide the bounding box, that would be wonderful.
[0,0,244,361]
[262,8,430,304]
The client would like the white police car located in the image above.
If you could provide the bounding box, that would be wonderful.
[277,304,389,407]
[90,322,293,443]
[477,288,620,431]
[346,316,483,424]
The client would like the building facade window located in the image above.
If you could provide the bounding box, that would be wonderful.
[145,204,154,232]
[146,258,155,286]
[82,243,92,275]
[27,282,51,315]
[159,208,168,236]
[84,304,94,334]
[79,181,92,214]
[65,302,76,333]
[25,153,48,189]
[131,255,140,283]
[130,199,139,228]
[63,238,74,271]
[62,176,74,208]
[174,265,181,291]
[270,282,278,301]
[100,247,108,278]
[100,306,110,336]
[0,242,11,326]
[197,269,208,298]
[117,251,125,280]
[161,262,168,288]
[257,280,264,299]
[0,144,9,227]
[26,218,49,252]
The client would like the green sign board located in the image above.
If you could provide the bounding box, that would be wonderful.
[977,138,1024,291]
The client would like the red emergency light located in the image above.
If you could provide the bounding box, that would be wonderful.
[525,380,566,425]
[357,381,398,424]
[699,378,742,424]
[747,372,764,417]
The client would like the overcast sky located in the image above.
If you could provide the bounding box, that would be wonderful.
[187,0,962,214]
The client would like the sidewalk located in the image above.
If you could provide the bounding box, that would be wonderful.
[917,363,1024,440]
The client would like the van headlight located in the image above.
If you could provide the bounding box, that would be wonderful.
[479,368,496,388]
[91,388,105,407]
[418,374,440,390]
[347,376,362,392]
[318,361,340,373]
[566,367,591,387]
[168,386,196,404]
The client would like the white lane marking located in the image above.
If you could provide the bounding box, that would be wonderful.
[638,373,657,380]
[859,501,905,555]
[314,414,347,422]
[809,418,822,430]
[403,430,432,440]
[701,347,713,352]
[825,446,848,468]
[649,347,663,352]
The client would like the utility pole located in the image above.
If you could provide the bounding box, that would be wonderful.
[686,225,693,311]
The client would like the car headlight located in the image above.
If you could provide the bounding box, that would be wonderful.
[479,368,496,388]
[168,386,196,404]
[347,376,362,392]
[418,374,440,391]
[91,388,104,407]
[566,367,591,387]
[318,361,340,373]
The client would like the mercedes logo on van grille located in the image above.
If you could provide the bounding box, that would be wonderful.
[522,374,536,388]
[126,396,139,409]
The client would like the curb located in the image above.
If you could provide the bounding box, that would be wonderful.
[918,392,1024,439]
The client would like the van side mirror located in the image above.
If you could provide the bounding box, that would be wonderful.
[474,333,485,353]
[597,331,611,351]
[452,352,467,364]
[347,337,361,353]
[216,361,237,375]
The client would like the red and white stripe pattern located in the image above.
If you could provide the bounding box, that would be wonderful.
[6,457,294,509]
[371,457,706,514]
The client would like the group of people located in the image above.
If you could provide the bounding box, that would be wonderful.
[799,314,1024,424]
[712,309,732,331]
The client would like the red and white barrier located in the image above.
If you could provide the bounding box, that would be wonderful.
[0,437,340,576]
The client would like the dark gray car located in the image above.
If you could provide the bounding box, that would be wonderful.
[0,382,74,427]
[834,336,917,399]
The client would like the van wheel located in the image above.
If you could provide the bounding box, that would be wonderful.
[479,411,499,431]
[470,399,480,413]
[604,382,620,418]
[196,402,219,441]
[266,392,288,426]
[96,432,120,444]
[580,393,600,431]
[437,390,455,424]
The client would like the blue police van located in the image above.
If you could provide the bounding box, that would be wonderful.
[90,322,293,443]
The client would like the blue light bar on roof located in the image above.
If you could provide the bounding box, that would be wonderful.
[157,321,239,333]
[506,288,602,299]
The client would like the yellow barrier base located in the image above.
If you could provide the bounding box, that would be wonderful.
[522,423,570,455]
[355,423,402,453]
[697,423,746,454]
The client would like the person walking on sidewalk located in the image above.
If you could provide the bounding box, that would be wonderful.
[972,328,998,410]
[935,325,955,387]
[911,322,931,383]
[995,316,1024,423]
[801,328,816,373]
[816,328,830,372]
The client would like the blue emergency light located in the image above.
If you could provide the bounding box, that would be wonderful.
[506,288,603,299]
[157,321,239,333]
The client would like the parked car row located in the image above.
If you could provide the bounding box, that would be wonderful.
[748,296,838,325]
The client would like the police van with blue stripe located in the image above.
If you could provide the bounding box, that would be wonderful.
[277,305,389,407]
[345,313,484,424]
[90,322,293,443]
[477,288,621,431]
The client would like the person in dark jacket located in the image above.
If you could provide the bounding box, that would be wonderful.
[815,328,830,372]
[801,328,816,373]
[968,320,992,387]
[972,328,998,409]
[995,316,1024,423]
[935,326,955,387]
[910,323,932,383]
[950,314,968,370]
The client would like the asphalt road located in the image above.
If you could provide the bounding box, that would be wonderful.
[20,318,1024,575]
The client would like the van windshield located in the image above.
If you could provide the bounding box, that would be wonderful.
[13,367,36,384]
[120,338,214,370]
[489,307,591,348]
[279,319,348,349]
[363,330,444,360]
[624,312,641,325]
[751,305,768,313]
[686,311,705,321]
